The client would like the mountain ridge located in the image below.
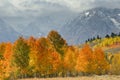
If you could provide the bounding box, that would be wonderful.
[0,18,19,42]
[60,7,120,45]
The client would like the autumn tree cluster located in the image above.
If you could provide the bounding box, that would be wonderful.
[86,32,120,48]
[0,30,113,80]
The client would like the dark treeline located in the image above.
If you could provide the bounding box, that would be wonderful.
[86,32,120,42]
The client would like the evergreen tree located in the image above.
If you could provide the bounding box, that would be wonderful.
[105,34,110,38]
[111,32,117,37]
[118,32,120,36]
[97,35,101,39]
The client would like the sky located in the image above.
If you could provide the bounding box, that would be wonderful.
[0,0,120,17]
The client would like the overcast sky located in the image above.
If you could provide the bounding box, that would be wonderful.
[0,0,120,17]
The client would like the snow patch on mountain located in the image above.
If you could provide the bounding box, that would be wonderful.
[118,14,120,16]
[61,7,120,45]
[85,12,90,16]
[111,18,120,28]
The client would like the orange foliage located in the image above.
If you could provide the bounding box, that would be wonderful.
[49,51,62,73]
[93,47,110,74]
[75,44,93,73]
[0,31,112,79]
[4,42,13,60]
[64,46,78,72]
[0,42,13,79]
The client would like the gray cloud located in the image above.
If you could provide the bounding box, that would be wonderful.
[93,0,120,9]
[0,0,120,17]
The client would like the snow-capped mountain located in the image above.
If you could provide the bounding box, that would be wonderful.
[61,7,120,45]
[0,19,19,42]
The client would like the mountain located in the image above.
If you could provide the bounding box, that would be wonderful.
[3,17,34,33]
[3,11,76,37]
[0,19,19,42]
[22,11,76,37]
[60,7,120,45]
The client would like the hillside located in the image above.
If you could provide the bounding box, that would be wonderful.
[87,33,120,53]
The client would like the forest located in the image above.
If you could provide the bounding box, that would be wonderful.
[0,30,120,80]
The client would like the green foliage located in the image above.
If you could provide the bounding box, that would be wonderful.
[12,37,30,74]
[47,30,67,56]
[0,42,6,59]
